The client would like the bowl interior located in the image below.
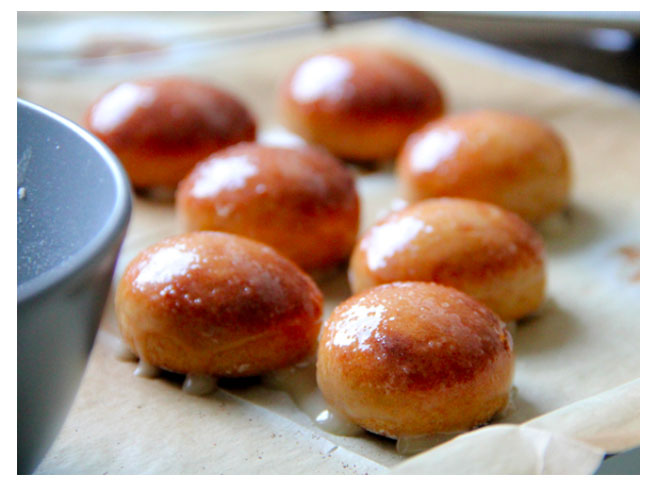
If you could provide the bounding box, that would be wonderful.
[17,99,128,296]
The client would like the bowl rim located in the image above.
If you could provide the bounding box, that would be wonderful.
[17,98,132,304]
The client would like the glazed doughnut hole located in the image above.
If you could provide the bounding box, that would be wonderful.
[316,281,514,439]
[176,142,360,272]
[396,109,570,222]
[279,47,445,162]
[349,197,546,322]
[115,231,323,394]
[85,77,256,191]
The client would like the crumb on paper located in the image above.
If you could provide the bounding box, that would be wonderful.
[617,245,639,261]
[616,245,640,283]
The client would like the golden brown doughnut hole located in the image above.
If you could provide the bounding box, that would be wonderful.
[396,110,570,222]
[85,77,256,190]
[279,47,444,162]
[176,143,360,272]
[115,231,323,377]
[317,282,514,438]
[349,198,546,321]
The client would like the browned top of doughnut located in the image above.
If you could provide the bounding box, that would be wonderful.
[353,198,545,284]
[320,281,512,391]
[397,109,568,182]
[280,47,444,121]
[177,142,358,216]
[84,77,256,156]
[119,231,322,340]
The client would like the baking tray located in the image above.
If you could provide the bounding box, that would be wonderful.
[19,18,639,474]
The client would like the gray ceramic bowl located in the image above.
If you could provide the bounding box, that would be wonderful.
[17,99,131,473]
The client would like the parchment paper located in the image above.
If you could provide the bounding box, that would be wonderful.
[19,18,639,474]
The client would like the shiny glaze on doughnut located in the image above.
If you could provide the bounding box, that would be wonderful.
[279,47,444,161]
[115,231,323,377]
[396,110,570,222]
[85,78,256,189]
[176,143,360,271]
[317,282,514,438]
[349,198,546,321]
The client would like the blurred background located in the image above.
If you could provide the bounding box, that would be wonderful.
[335,12,640,92]
[17,11,639,92]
